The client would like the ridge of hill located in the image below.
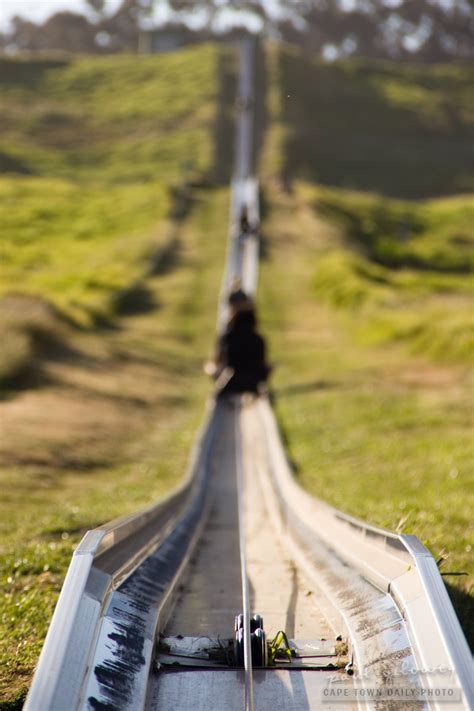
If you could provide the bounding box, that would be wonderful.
[258,44,473,647]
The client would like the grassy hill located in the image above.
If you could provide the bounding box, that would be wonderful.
[262,44,473,365]
[0,42,473,707]
[0,45,236,707]
[0,45,235,387]
[0,48,223,182]
[311,187,473,364]
[264,45,474,198]
[259,45,473,646]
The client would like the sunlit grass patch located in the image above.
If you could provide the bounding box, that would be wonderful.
[0,45,219,183]
[313,252,393,309]
[0,176,169,327]
[314,188,474,272]
[356,308,474,363]
[308,186,473,364]
[0,44,228,390]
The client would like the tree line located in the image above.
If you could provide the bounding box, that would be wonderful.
[2,0,473,62]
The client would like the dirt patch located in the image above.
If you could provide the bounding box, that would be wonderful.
[0,327,174,475]
[387,363,465,390]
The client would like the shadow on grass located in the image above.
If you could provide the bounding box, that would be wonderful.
[147,238,182,278]
[258,229,270,263]
[213,45,236,184]
[114,237,184,315]
[278,51,474,198]
[0,56,69,87]
[113,283,156,316]
[315,195,474,273]
[0,690,28,711]
[1,449,114,471]
[0,151,34,175]
[42,522,105,540]
[168,185,194,222]
[0,294,84,396]
[273,379,338,398]
[0,367,57,400]
[268,390,300,475]
[257,190,271,262]
[444,580,474,652]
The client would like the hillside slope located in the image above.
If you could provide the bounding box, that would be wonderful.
[0,44,472,707]
[0,46,224,182]
[0,44,235,707]
[264,44,474,198]
[259,45,473,647]
[0,44,235,385]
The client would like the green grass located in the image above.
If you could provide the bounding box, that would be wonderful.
[0,47,219,182]
[0,177,169,325]
[259,44,473,646]
[0,44,223,313]
[264,45,474,198]
[314,189,474,273]
[258,181,474,648]
[0,44,234,384]
[0,44,235,705]
[308,186,474,364]
[0,186,229,706]
[0,177,170,327]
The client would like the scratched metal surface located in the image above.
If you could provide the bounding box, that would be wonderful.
[163,403,242,638]
[81,406,224,711]
[146,400,350,711]
[248,400,429,710]
[242,410,336,643]
[148,668,355,711]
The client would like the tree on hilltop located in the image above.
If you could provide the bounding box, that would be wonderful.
[1,0,473,62]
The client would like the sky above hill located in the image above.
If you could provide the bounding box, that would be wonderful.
[0,0,304,33]
[0,0,464,35]
[0,0,121,31]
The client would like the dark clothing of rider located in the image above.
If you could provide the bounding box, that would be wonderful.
[240,207,251,234]
[217,310,269,394]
